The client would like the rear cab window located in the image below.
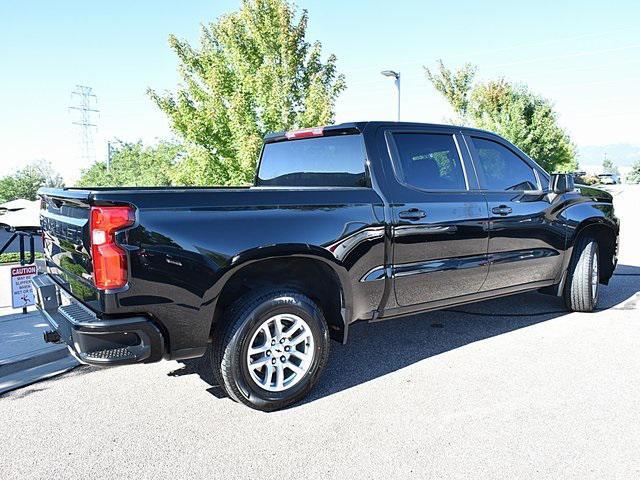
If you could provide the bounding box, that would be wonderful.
[256,134,368,187]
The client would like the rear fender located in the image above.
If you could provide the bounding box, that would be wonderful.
[208,244,354,342]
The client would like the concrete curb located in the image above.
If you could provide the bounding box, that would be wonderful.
[0,356,79,395]
[0,343,80,395]
[0,308,80,395]
[0,343,71,377]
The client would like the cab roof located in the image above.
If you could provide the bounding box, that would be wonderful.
[263,121,500,143]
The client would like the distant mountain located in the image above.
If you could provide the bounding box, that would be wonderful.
[578,144,640,167]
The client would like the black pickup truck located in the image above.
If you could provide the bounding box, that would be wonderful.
[33,122,619,410]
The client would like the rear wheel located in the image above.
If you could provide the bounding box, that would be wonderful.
[211,290,330,411]
[564,235,600,312]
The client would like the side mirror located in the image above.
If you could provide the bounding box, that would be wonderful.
[551,173,575,194]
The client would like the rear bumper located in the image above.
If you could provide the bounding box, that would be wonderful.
[31,274,164,366]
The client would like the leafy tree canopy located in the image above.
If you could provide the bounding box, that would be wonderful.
[425,60,477,122]
[627,160,640,184]
[76,141,183,187]
[602,157,619,175]
[425,60,577,173]
[0,160,64,202]
[148,0,345,186]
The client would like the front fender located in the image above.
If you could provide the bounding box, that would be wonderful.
[561,201,619,248]
[553,196,619,291]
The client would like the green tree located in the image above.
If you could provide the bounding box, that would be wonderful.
[425,59,476,121]
[148,0,345,186]
[0,160,64,202]
[76,141,182,187]
[627,160,640,184]
[602,157,619,175]
[425,61,577,173]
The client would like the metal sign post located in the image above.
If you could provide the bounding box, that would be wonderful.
[2,228,38,314]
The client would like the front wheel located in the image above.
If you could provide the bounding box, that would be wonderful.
[564,235,600,312]
[211,290,330,411]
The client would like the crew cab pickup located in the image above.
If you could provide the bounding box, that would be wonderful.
[34,122,619,410]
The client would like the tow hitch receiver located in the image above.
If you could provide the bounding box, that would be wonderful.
[43,330,61,344]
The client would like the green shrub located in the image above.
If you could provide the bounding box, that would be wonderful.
[0,252,44,264]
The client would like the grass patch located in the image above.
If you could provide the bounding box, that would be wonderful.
[0,252,44,264]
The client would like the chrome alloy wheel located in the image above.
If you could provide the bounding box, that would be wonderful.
[591,251,599,302]
[246,313,315,392]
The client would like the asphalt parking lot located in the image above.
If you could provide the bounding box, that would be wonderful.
[2,186,639,480]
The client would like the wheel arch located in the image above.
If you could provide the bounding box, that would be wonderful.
[569,219,618,285]
[209,245,353,344]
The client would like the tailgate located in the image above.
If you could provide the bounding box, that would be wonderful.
[39,189,98,304]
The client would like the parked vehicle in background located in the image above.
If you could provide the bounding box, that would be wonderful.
[33,122,619,411]
[574,173,600,186]
[598,173,618,185]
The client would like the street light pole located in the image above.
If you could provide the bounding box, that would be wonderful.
[381,70,401,121]
[107,141,112,172]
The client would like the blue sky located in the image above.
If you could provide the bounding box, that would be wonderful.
[1,0,639,181]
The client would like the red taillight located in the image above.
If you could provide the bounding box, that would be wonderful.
[285,127,324,139]
[90,206,135,290]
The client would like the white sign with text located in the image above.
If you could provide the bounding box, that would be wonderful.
[11,264,37,309]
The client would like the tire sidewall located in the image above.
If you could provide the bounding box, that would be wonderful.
[590,244,599,305]
[226,293,328,409]
[565,235,600,312]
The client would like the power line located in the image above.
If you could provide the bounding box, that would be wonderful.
[346,46,640,90]
[487,43,640,69]
[342,27,640,75]
[69,85,99,164]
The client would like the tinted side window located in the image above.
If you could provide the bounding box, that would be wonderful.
[257,135,367,187]
[471,137,538,191]
[392,133,466,190]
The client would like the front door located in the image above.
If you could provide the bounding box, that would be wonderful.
[385,129,490,307]
[465,134,565,291]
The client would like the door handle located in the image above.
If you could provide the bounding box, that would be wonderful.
[398,208,427,220]
[491,205,513,216]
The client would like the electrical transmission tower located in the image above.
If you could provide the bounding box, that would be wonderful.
[69,85,99,164]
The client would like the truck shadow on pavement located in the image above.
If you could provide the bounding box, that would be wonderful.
[172,264,640,406]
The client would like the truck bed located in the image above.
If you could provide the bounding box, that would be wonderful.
[38,184,386,358]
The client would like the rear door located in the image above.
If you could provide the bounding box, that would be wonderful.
[464,134,565,291]
[383,127,490,307]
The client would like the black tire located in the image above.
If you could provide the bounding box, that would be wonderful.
[210,290,330,411]
[564,235,600,312]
